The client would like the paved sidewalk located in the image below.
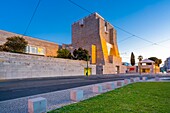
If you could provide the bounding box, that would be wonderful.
[0,76,169,113]
[0,79,135,113]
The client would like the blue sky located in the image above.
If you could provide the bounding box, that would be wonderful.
[0,0,170,64]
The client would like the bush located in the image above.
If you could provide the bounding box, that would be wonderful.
[73,48,91,61]
[57,49,72,59]
[3,36,28,53]
[0,45,4,51]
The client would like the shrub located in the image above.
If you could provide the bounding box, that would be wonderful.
[73,48,91,61]
[57,49,72,59]
[3,36,28,53]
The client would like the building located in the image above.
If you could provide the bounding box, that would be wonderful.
[72,13,126,74]
[163,57,170,72]
[0,13,127,75]
[138,59,160,74]
[139,59,155,74]
[0,30,59,56]
[127,66,138,73]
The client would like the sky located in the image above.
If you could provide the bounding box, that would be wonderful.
[0,0,170,65]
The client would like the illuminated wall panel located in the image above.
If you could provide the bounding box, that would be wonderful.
[91,45,96,64]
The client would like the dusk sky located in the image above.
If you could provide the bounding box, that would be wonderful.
[0,0,170,64]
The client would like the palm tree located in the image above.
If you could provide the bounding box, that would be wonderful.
[138,55,143,61]
[138,55,143,75]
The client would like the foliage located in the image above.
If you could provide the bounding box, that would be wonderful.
[57,49,72,59]
[138,55,143,61]
[49,82,170,113]
[130,52,135,66]
[148,57,162,67]
[73,48,91,61]
[3,36,28,53]
[0,45,4,51]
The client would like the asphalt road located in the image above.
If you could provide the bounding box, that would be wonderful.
[0,74,157,101]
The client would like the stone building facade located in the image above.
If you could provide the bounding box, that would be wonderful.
[0,30,59,57]
[72,13,126,74]
[163,57,170,72]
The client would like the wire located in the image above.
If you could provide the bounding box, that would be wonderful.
[118,35,134,43]
[113,25,154,44]
[67,0,165,46]
[23,0,42,36]
[156,38,170,44]
[68,0,92,14]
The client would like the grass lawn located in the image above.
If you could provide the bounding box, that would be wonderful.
[49,82,170,113]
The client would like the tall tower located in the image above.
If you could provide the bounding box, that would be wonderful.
[72,13,124,74]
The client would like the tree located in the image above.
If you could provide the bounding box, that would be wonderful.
[3,36,28,53]
[138,55,143,61]
[73,48,91,61]
[0,45,4,51]
[148,57,162,67]
[130,52,135,66]
[57,49,72,59]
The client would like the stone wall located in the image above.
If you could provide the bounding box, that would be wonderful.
[72,13,104,65]
[71,13,125,74]
[103,63,127,74]
[0,52,96,80]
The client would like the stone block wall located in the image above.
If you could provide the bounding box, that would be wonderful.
[103,63,127,74]
[71,13,126,74]
[120,65,127,73]
[72,13,104,65]
[0,52,96,80]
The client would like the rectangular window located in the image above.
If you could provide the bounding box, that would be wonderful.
[25,46,29,53]
[104,22,109,34]
[25,45,45,55]
[31,47,37,54]
[38,47,45,55]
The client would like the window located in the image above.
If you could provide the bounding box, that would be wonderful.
[25,45,45,55]
[104,22,108,34]
[31,47,37,54]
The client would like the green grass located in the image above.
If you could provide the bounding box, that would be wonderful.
[49,82,170,113]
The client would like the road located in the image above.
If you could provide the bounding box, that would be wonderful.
[0,74,156,101]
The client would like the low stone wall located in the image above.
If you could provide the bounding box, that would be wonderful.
[0,52,96,79]
[103,63,127,74]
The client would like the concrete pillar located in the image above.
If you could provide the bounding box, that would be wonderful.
[155,77,160,81]
[105,82,115,90]
[117,80,124,87]
[93,85,103,93]
[135,77,140,82]
[70,90,84,101]
[124,79,130,85]
[130,78,135,83]
[28,97,47,113]
[142,77,147,81]
[113,81,117,88]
